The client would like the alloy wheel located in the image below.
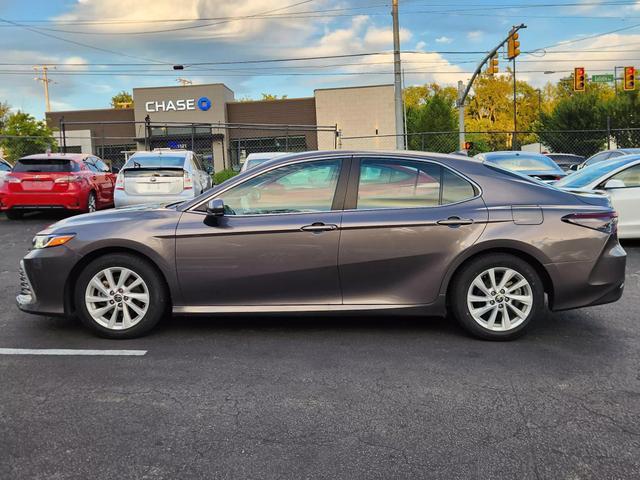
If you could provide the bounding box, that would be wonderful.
[466,267,533,332]
[84,267,150,330]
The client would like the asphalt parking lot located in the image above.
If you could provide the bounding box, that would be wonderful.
[1,212,639,480]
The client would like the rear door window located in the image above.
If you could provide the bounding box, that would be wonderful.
[13,159,78,173]
[355,158,476,209]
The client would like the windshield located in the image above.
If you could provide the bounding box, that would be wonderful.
[13,159,77,173]
[488,155,559,171]
[124,155,185,169]
[555,158,633,188]
[0,162,10,172]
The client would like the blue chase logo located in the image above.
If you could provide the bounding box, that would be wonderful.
[197,97,212,111]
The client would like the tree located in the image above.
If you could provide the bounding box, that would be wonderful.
[111,91,134,109]
[0,111,57,161]
[0,101,10,131]
[608,90,640,148]
[538,91,608,157]
[260,93,288,100]
[404,83,458,152]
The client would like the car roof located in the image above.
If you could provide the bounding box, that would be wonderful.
[131,150,190,157]
[245,152,289,161]
[19,153,88,161]
[477,151,551,160]
[617,148,640,153]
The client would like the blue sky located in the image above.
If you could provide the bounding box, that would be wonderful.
[1,0,640,118]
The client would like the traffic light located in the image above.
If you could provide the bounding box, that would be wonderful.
[487,56,499,75]
[507,31,520,59]
[624,66,636,91]
[574,67,586,92]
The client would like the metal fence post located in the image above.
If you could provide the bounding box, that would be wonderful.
[191,123,195,151]
[421,133,425,151]
[60,116,67,153]
[607,116,611,150]
[144,115,151,151]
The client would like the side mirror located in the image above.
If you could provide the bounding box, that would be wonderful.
[206,198,225,217]
[604,179,625,189]
[568,164,578,172]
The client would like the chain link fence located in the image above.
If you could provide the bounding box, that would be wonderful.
[339,128,640,158]
[50,120,338,172]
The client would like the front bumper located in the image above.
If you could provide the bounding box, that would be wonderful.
[1,191,85,211]
[16,246,81,316]
[114,190,195,208]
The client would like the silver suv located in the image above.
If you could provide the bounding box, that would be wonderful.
[114,149,212,207]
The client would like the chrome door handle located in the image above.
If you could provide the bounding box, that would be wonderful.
[301,223,338,232]
[437,217,474,226]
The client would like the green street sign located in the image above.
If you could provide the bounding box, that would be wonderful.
[591,74,614,83]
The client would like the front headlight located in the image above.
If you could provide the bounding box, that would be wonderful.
[32,234,76,249]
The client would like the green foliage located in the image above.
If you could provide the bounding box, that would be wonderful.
[0,101,10,131]
[405,88,458,152]
[111,91,134,109]
[213,169,239,185]
[0,111,57,162]
[608,90,640,148]
[260,93,288,101]
[538,91,608,157]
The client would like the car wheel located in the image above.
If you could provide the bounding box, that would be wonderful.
[74,253,167,339]
[86,191,97,213]
[5,210,24,220]
[450,253,545,340]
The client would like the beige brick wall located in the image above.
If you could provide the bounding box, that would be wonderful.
[314,85,397,151]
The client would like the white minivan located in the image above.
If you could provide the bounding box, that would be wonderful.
[114,149,212,207]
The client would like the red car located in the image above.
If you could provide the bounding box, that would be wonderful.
[0,153,115,220]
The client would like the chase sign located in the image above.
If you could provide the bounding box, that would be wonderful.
[145,96,212,113]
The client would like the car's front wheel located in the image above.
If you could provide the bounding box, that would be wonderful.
[450,253,545,340]
[74,253,167,338]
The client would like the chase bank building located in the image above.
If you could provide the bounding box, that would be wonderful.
[46,82,397,172]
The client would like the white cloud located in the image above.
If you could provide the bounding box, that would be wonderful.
[435,36,453,44]
[415,41,426,50]
[467,31,483,40]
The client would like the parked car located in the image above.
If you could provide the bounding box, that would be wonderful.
[0,153,115,220]
[555,154,640,238]
[18,151,625,341]
[474,151,567,182]
[578,148,640,170]
[114,149,212,208]
[0,157,11,183]
[240,152,289,172]
[544,153,585,172]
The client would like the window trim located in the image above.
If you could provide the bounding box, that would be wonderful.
[187,155,352,217]
[344,155,482,212]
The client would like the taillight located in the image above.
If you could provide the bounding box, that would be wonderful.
[115,173,124,191]
[183,171,193,190]
[54,175,81,184]
[562,211,618,234]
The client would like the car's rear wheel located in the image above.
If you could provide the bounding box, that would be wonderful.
[450,253,545,340]
[5,210,24,220]
[86,192,97,213]
[74,253,167,338]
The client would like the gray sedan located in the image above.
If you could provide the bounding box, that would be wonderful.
[17,151,625,340]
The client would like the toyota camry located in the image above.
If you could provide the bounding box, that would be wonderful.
[17,151,626,340]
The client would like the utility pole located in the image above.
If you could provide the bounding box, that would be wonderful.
[392,0,405,150]
[457,81,465,152]
[34,65,54,112]
[512,57,518,149]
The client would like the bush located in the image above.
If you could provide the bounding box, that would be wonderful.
[213,169,238,185]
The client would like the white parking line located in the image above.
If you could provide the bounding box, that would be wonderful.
[0,348,147,356]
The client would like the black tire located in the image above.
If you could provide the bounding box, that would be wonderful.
[450,253,545,341]
[86,191,97,213]
[5,210,24,220]
[74,253,167,339]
